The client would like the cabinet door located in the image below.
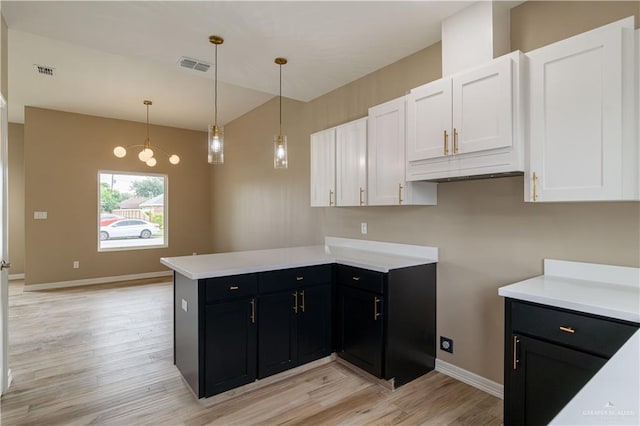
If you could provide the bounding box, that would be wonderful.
[203,298,256,397]
[336,285,384,377]
[507,334,607,426]
[368,97,407,206]
[527,23,631,201]
[297,284,332,365]
[257,291,298,378]
[336,118,367,206]
[310,128,336,207]
[406,78,452,161]
[452,57,512,155]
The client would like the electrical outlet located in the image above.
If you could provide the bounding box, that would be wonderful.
[73,260,79,269]
[361,222,368,234]
[440,336,453,354]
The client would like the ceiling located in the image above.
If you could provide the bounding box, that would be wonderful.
[3,1,475,131]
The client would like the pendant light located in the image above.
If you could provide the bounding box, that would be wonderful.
[273,57,288,169]
[208,35,224,164]
[113,100,180,167]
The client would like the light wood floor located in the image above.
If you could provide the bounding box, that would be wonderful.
[0,279,502,425]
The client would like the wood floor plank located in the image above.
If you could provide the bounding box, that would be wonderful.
[1,279,502,425]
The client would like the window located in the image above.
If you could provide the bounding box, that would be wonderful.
[98,171,167,251]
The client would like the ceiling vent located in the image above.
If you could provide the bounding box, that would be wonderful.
[178,56,211,73]
[34,64,55,77]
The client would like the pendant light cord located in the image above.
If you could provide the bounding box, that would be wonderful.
[214,43,218,127]
[146,103,150,147]
[279,62,282,136]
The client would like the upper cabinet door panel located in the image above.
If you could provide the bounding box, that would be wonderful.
[310,128,336,207]
[453,57,513,155]
[336,118,367,206]
[527,23,632,201]
[368,97,406,206]
[406,79,452,162]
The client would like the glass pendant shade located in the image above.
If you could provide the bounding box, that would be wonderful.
[146,157,157,167]
[208,124,224,164]
[273,134,288,169]
[169,154,180,165]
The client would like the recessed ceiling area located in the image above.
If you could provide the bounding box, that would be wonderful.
[3,1,474,130]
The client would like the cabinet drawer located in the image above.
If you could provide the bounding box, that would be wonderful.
[336,265,384,293]
[511,301,637,358]
[204,274,258,303]
[259,265,332,294]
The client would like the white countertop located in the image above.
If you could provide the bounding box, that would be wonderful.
[160,237,438,280]
[499,259,640,426]
[498,260,640,323]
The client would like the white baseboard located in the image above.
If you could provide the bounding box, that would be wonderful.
[8,273,24,281]
[23,271,173,291]
[435,359,503,399]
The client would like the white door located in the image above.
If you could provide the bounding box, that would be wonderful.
[368,97,406,206]
[527,23,630,201]
[453,56,513,155]
[336,118,367,206]
[0,94,10,395]
[309,128,336,207]
[406,78,452,161]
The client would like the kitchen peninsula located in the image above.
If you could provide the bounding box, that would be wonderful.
[161,237,438,398]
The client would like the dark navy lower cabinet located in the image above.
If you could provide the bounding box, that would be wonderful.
[174,262,436,398]
[203,298,257,397]
[336,263,437,387]
[258,265,333,379]
[504,299,638,425]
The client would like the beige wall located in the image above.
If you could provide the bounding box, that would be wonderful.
[211,97,324,252]
[8,123,24,275]
[24,107,213,286]
[214,1,640,384]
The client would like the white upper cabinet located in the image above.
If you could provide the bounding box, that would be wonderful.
[406,52,524,181]
[406,79,452,162]
[368,97,437,206]
[336,118,367,206]
[526,18,638,202]
[453,57,513,155]
[310,127,336,207]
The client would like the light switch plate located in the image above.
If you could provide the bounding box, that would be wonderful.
[34,211,48,220]
[181,299,188,312]
[361,222,368,234]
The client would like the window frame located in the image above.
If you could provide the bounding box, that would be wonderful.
[97,170,169,252]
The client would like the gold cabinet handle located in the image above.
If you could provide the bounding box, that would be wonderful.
[398,183,404,205]
[443,130,449,155]
[296,276,304,281]
[329,190,334,206]
[559,326,575,334]
[453,128,459,154]
[359,187,365,206]
[513,335,519,370]
[300,290,305,313]
[352,276,360,281]
[374,296,381,320]
[250,298,255,324]
[292,291,298,314]
[229,285,239,290]
[532,172,538,202]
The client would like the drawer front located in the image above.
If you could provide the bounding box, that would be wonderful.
[259,264,332,294]
[336,264,384,294]
[204,273,258,303]
[511,301,638,358]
